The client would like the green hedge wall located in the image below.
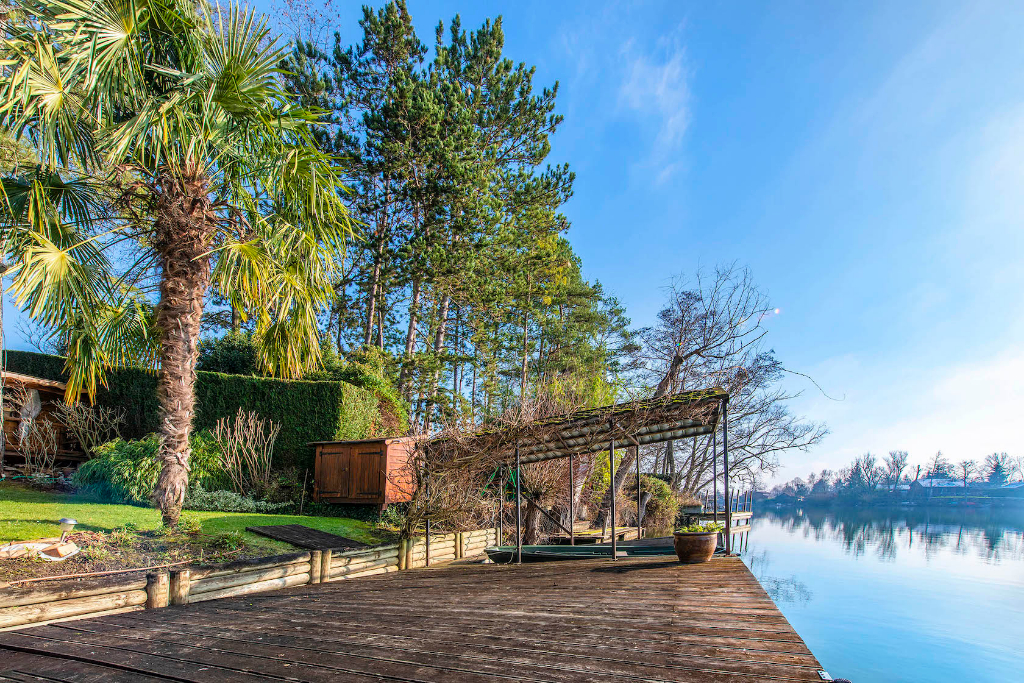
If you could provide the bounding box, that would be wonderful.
[3,350,381,470]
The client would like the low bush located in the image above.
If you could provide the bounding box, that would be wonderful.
[107,526,136,547]
[73,432,230,505]
[176,514,203,536]
[211,531,245,551]
[637,475,680,531]
[183,485,292,514]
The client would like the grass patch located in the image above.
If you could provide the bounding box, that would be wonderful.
[0,482,391,581]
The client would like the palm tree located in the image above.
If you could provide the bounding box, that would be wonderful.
[0,0,352,525]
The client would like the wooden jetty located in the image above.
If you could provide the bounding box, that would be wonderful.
[0,555,824,682]
[697,510,754,528]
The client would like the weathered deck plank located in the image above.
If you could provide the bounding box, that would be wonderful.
[0,556,820,682]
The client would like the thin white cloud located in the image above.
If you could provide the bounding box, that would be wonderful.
[618,37,691,149]
[617,32,691,182]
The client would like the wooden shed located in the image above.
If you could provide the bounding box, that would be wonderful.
[309,436,419,508]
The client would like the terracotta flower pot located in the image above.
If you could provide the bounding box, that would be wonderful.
[672,531,718,564]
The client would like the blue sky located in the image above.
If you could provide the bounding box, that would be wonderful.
[6,1,1022,482]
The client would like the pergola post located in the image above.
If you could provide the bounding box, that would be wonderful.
[635,445,642,540]
[424,470,431,567]
[497,467,504,547]
[609,423,617,561]
[722,397,731,554]
[515,442,522,564]
[713,430,718,524]
[568,455,575,546]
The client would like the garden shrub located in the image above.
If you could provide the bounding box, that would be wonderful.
[73,432,229,504]
[177,514,203,536]
[211,531,245,551]
[304,344,409,435]
[183,485,292,513]
[73,437,161,504]
[637,474,680,531]
[193,372,379,470]
[197,333,259,376]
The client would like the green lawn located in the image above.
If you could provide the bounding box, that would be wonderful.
[0,482,386,553]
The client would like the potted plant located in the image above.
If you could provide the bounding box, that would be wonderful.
[672,521,724,564]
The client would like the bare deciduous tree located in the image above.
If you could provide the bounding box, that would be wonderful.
[602,265,826,515]
[957,459,976,499]
[884,450,909,494]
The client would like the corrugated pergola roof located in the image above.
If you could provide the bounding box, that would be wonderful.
[452,388,727,465]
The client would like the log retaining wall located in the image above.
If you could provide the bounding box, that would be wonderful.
[0,527,496,631]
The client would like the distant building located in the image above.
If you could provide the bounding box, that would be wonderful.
[912,477,965,489]
[875,483,911,491]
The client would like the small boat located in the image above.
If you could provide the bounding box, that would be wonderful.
[485,540,676,564]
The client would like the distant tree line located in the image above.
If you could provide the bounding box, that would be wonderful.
[770,451,1022,502]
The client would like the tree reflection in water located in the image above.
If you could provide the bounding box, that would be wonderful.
[746,548,813,605]
[761,507,1024,564]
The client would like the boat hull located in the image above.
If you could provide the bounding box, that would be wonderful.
[484,542,676,564]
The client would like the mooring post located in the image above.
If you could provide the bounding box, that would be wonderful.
[635,444,642,540]
[515,442,523,564]
[722,397,731,554]
[568,455,575,546]
[609,422,617,561]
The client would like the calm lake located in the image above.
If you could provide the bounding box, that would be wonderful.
[737,507,1024,682]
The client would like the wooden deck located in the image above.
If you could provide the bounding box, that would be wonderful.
[0,556,822,682]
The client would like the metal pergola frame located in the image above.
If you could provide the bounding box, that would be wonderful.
[488,388,734,563]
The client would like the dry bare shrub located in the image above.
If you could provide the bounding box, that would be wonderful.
[54,401,125,458]
[5,381,59,475]
[212,408,281,496]
[21,420,59,475]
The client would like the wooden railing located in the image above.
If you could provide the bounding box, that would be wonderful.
[701,489,753,513]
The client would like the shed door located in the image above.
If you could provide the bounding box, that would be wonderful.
[349,446,384,500]
[318,445,351,498]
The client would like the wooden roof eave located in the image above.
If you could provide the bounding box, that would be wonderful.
[1,371,77,393]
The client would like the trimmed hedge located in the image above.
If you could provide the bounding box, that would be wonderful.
[4,350,381,470]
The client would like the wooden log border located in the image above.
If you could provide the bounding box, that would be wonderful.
[0,528,495,630]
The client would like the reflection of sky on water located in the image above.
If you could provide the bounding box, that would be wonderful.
[738,507,1024,683]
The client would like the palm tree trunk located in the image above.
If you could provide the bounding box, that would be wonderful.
[150,168,214,527]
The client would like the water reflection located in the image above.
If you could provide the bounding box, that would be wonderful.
[746,548,813,605]
[739,506,1024,682]
[760,507,1024,564]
